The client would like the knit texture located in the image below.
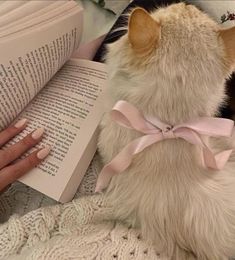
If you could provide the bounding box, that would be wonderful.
[0,154,160,260]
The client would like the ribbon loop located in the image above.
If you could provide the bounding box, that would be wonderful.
[95,101,234,192]
[175,117,234,137]
[111,100,158,134]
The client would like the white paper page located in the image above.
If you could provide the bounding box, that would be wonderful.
[0,6,83,130]
[0,1,66,33]
[0,1,28,18]
[0,1,59,27]
[0,1,78,38]
[72,34,106,60]
[13,59,107,200]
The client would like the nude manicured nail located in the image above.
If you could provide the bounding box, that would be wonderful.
[14,118,27,128]
[37,146,51,160]
[32,128,44,140]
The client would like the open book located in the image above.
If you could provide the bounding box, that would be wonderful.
[0,1,107,202]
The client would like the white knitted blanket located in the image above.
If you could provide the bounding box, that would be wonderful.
[0,154,160,260]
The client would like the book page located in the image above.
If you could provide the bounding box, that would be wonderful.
[72,34,106,60]
[0,1,58,28]
[0,1,28,18]
[12,59,107,201]
[0,1,78,39]
[0,4,83,130]
[0,1,66,33]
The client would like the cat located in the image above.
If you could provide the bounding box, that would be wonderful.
[98,2,235,260]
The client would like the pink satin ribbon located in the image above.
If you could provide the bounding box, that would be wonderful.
[95,100,234,192]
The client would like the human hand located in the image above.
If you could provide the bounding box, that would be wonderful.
[0,118,50,192]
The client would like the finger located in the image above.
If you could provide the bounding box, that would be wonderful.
[0,128,45,169]
[0,118,28,147]
[0,146,51,191]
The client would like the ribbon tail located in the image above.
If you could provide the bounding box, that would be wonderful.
[95,165,116,193]
[214,149,233,170]
[202,148,233,170]
[178,129,233,170]
[95,134,162,192]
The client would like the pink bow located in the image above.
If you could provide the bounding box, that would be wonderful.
[95,101,234,192]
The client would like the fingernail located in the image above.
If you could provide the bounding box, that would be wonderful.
[14,118,27,128]
[37,146,51,160]
[32,128,44,140]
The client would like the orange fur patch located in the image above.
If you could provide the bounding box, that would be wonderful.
[220,26,235,68]
[128,8,161,55]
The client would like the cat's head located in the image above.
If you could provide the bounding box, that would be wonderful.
[106,3,235,124]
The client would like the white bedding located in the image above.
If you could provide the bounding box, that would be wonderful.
[77,0,117,44]
[188,1,235,28]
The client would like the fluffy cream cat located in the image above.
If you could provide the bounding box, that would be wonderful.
[98,3,235,259]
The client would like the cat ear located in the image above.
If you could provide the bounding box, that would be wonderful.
[219,26,235,67]
[128,8,161,54]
